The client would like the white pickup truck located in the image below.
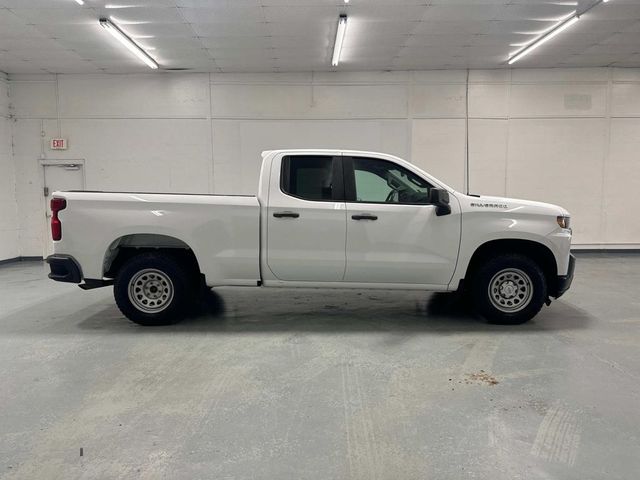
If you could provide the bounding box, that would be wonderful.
[47,149,574,326]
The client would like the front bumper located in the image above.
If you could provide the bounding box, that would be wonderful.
[554,254,575,298]
[46,254,82,284]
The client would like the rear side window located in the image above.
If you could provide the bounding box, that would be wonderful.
[281,156,337,201]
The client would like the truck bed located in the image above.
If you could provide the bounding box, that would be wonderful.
[53,191,261,286]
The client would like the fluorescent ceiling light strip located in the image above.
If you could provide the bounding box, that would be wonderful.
[508,13,579,65]
[99,18,158,69]
[332,15,348,67]
[74,0,84,5]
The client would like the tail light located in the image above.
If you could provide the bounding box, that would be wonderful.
[51,197,66,241]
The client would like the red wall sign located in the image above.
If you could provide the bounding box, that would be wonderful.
[50,138,67,150]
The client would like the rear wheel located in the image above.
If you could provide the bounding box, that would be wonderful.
[471,253,547,325]
[114,253,191,326]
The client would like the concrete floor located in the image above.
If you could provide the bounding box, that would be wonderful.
[0,254,639,479]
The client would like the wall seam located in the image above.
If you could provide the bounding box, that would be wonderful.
[464,68,470,194]
[600,67,613,245]
[208,71,214,193]
[407,71,413,162]
[504,69,513,197]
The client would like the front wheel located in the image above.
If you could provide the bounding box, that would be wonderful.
[114,253,191,326]
[471,253,547,325]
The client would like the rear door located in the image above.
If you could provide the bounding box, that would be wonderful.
[266,153,347,282]
[343,156,460,285]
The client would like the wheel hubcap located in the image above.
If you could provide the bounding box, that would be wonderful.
[128,268,174,313]
[488,268,533,313]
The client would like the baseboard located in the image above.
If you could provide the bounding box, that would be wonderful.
[0,256,44,266]
[572,244,640,254]
[572,249,640,254]
[572,244,640,251]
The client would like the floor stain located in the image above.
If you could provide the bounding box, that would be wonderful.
[464,370,499,386]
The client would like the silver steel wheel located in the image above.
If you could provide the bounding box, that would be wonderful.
[488,268,533,313]
[127,268,174,313]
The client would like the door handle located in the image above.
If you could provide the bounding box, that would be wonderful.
[273,211,300,218]
[351,214,378,221]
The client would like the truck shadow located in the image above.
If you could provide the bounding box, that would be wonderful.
[74,289,592,334]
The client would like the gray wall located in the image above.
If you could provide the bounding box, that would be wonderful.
[4,68,640,258]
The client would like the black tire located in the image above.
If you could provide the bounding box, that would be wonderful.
[114,252,192,326]
[470,253,547,325]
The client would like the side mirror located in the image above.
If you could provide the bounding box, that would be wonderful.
[428,188,451,216]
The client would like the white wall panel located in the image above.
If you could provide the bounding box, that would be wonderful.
[311,85,408,119]
[411,119,465,192]
[612,68,640,82]
[603,119,640,244]
[468,119,508,197]
[506,119,607,244]
[611,83,640,117]
[58,74,210,118]
[511,68,609,83]
[410,84,466,118]
[9,80,57,118]
[211,84,310,118]
[509,84,607,118]
[211,120,242,194]
[378,120,409,161]
[0,77,19,260]
[469,84,509,118]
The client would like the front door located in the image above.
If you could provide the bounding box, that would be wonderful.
[266,154,346,282]
[43,162,84,257]
[343,156,460,285]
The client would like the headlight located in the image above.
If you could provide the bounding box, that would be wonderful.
[557,216,571,229]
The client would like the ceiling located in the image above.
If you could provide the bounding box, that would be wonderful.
[1,0,640,74]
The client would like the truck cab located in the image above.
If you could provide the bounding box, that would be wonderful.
[261,150,461,288]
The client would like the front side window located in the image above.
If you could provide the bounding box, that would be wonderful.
[352,157,431,204]
[281,156,335,201]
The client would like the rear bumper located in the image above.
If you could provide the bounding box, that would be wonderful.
[46,254,82,284]
[554,254,575,298]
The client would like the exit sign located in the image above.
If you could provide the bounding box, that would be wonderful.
[50,138,67,150]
